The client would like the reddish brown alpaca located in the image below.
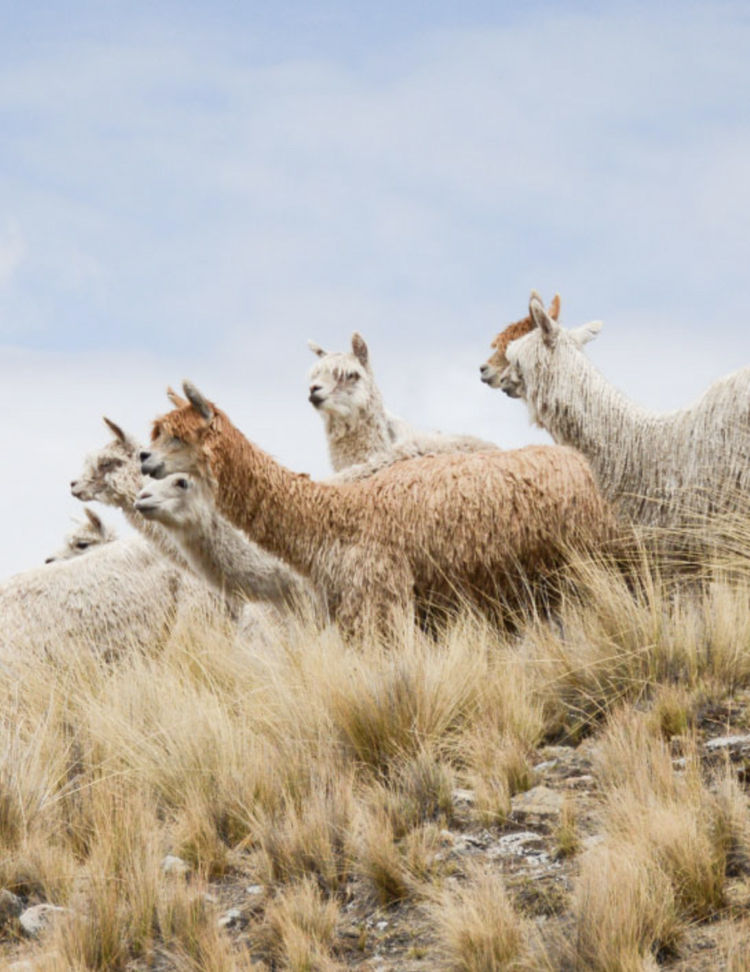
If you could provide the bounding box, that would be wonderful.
[143,382,614,639]
[484,294,560,374]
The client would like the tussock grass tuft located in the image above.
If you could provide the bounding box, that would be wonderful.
[429,864,531,971]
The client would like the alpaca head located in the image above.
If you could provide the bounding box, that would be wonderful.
[498,292,603,401]
[44,508,116,563]
[134,472,208,528]
[479,294,561,389]
[307,332,383,425]
[141,381,217,481]
[71,418,143,505]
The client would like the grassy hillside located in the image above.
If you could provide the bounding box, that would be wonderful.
[2,540,750,969]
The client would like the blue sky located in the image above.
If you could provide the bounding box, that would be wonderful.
[1,1,749,574]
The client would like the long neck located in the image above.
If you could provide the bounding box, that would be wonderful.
[206,420,339,577]
[111,462,194,571]
[525,344,654,505]
[324,399,392,471]
[176,503,309,608]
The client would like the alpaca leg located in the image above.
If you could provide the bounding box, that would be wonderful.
[335,556,413,642]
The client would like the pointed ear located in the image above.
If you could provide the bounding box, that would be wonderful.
[182,380,214,422]
[103,416,126,442]
[570,320,603,348]
[307,339,327,358]
[548,294,561,321]
[529,292,559,348]
[84,507,105,534]
[351,332,369,368]
[167,386,188,408]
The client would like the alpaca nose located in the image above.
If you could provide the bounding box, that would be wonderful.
[309,385,324,406]
[140,450,151,463]
[479,364,489,377]
[44,557,55,564]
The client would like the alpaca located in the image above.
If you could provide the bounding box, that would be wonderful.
[44,508,117,563]
[481,294,560,377]
[0,537,217,660]
[308,332,498,473]
[140,381,614,639]
[71,416,190,569]
[480,291,750,531]
[73,417,319,623]
[134,473,321,618]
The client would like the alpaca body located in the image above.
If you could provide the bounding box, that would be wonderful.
[308,332,498,474]
[73,418,315,621]
[134,474,322,618]
[144,386,614,638]
[481,294,750,529]
[0,537,214,659]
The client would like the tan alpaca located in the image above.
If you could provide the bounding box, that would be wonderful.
[141,382,614,639]
[44,508,117,563]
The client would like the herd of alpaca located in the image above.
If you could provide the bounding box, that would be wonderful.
[1,294,745,654]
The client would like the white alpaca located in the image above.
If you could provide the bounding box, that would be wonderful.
[308,332,498,473]
[44,508,117,563]
[0,537,218,661]
[71,416,190,569]
[134,473,321,620]
[481,291,750,530]
[73,416,319,624]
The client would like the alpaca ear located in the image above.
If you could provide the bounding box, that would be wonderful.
[166,386,188,408]
[84,507,105,534]
[570,320,603,348]
[351,332,369,368]
[548,294,561,321]
[103,416,127,442]
[530,292,559,348]
[308,340,327,358]
[182,380,214,422]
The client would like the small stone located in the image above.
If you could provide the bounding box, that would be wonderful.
[0,889,23,927]
[706,734,750,754]
[376,920,389,931]
[19,904,67,938]
[246,884,264,896]
[511,786,564,825]
[218,908,244,930]
[161,855,190,877]
[452,787,476,805]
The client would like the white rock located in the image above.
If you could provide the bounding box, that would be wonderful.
[19,904,68,938]
[161,855,190,877]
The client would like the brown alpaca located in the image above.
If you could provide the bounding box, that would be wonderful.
[483,294,560,375]
[141,382,614,639]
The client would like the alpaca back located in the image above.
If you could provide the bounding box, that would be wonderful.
[0,538,216,659]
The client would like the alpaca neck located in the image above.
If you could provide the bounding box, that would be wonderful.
[324,402,392,471]
[526,344,652,501]
[207,421,336,578]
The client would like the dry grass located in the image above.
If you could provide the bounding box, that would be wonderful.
[428,863,531,971]
[2,533,750,968]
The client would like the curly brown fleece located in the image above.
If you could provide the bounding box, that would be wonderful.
[148,385,614,639]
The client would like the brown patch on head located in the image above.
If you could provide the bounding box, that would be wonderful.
[149,398,221,480]
[484,294,561,371]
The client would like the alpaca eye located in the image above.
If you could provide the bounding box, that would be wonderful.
[170,436,183,446]
[348,372,360,382]
[176,478,189,490]
[76,541,90,549]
